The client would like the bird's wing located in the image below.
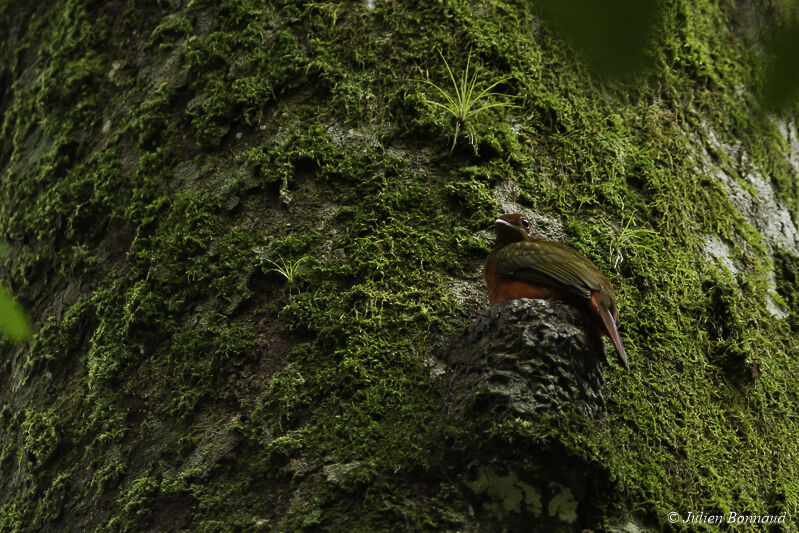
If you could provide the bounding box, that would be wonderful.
[493,241,603,299]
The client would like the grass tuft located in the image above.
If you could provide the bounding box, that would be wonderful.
[421,49,516,154]
[262,255,308,291]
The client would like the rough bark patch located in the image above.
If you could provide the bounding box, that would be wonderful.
[445,298,607,420]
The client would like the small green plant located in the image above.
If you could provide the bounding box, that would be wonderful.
[263,256,308,290]
[606,215,658,269]
[422,49,515,154]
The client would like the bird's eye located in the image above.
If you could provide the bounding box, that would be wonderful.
[521,219,530,229]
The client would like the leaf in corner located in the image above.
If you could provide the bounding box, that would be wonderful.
[761,20,799,113]
[0,285,32,342]
[532,0,662,79]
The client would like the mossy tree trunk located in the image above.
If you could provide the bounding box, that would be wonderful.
[1,0,798,531]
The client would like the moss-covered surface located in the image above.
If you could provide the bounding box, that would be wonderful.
[0,0,798,530]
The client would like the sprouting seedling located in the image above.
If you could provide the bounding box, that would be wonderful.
[421,49,516,154]
[607,216,657,269]
[264,256,308,288]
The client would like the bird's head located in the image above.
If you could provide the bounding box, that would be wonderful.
[494,213,542,247]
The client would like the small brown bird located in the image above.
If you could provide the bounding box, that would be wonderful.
[484,213,629,370]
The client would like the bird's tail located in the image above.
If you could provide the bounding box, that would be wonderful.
[591,294,629,370]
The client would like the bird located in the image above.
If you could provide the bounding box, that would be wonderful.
[484,213,629,370]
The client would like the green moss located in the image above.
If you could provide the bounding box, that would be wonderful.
[127,83,179,150]
[105,476,159,532]
[1,0,799,530]
[183,5,308,148]
[150,15,192,50]
[164,321,255,417]
[18,408,59,472]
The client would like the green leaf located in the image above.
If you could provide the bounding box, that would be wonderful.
[761,20,799,112]
[0,285,32,342]
[532,0,661,78]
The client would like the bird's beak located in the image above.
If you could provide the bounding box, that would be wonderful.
[495,218,514,229]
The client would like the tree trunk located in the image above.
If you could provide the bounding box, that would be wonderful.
[1,1,797,531]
